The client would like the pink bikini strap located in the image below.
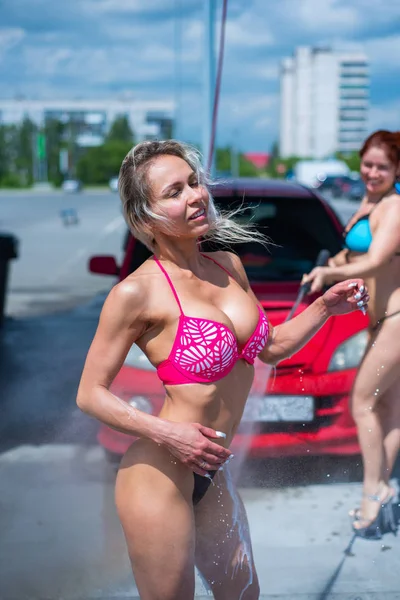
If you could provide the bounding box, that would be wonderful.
[153,256,184,315]
[201,253,235,279]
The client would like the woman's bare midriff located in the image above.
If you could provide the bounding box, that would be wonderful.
[347,251,400,326]
[158,359,255,446]
[118,361,255,503]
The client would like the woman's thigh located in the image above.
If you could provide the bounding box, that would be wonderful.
[115,439,196,600]
[194,468,260,600]
[351,320,400,415]
[378,376,400,430]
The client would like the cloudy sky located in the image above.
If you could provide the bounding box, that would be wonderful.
[0,0,399,151]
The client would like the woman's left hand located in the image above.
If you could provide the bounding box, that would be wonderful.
[321,279,369,317]
[302,266,335,293]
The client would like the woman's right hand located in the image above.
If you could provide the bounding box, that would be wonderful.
[159,421,233,477]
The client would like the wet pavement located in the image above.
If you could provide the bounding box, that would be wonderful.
[1,192,400,599]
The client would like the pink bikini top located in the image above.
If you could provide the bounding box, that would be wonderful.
[154,254,269,385]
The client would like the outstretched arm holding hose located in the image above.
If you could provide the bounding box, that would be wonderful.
[259,278,368,365]
[224,251,369,367]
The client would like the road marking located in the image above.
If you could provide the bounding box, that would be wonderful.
[104,215,124,234]
[48,215,125,285]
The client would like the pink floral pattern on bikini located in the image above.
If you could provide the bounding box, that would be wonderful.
[242,315,269,360]
[173,318,237,379]
[171,313,269,379]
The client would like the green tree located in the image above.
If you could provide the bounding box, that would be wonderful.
[239,154,259,177]
[76,139,133,184]
[106,115,134,144]
[0,124,25,187]
[0,125,9,183]
[216,146,259,177]
[335,151,361,173]
[14,117,36,185]
[45,117,66,186]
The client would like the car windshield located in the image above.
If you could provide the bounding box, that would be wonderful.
[203,195,342,282]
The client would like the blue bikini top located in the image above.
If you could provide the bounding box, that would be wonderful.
[344,215,372,253]
[344,185,400,254]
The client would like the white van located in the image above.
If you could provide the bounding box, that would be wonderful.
[293,159,350,188]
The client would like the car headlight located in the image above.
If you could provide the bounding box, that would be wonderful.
[124,345,156,371]
[328,330,368,372]
[127,395,152,413]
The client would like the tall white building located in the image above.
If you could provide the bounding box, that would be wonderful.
[0,97,174,146]
[280,47,369,158]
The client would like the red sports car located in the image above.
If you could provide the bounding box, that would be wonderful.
[89,178,368,461]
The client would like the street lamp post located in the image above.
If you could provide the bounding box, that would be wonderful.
[202,0,216,177]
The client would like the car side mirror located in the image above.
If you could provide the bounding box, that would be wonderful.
[89,255,120,276]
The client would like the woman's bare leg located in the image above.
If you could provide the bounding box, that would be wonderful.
[115,439,197,600]
[376,379,400,483]
[351,320,400,526]
[194,468,260,600]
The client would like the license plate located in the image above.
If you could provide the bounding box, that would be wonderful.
[242,395,315,422]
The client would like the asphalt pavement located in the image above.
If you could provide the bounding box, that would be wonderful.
[1,190,399,600]
[0,189,125,317]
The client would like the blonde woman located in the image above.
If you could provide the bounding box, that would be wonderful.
[77,140,368,599]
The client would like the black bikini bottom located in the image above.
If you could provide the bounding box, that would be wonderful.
[372,309,400,331]
[192,470,218,505]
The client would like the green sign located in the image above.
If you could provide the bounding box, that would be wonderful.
[37,133,46,159]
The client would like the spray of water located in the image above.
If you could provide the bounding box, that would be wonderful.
[224,466,254,600]
[205,357,274,598]
[231,358,274,478]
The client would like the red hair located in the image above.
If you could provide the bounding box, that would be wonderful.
[360,130,400,165]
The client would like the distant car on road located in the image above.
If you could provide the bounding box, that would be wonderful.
[89,178,368,462]
[109,177,119,193]
[62,179,83,193]
[315,175,360,199]
[347,180,365,202]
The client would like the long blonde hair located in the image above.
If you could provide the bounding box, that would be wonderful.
[118,139,269,251]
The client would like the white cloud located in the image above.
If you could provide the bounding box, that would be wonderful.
[84,0,173,14]
[255,0,400,34]
[295,0,358,30]
[340,0,400,26]
[224,94,276,118]
[226,13,274,48]
[18,42,174,87]
[179,20,203,64]
[245,0,359,34]
[0,28,25,60]
[251,63,279,81]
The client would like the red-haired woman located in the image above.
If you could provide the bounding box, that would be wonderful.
[303,130,400,538]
